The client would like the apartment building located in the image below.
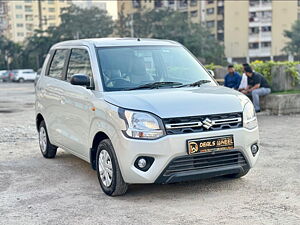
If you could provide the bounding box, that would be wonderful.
[5,0,72,43]
[225,0,299,62]
[0,1,8,36]
[118,0,300,62]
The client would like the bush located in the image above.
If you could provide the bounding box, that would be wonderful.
[206,61,300,85]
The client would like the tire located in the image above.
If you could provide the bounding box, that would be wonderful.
[38,120,57,158]
[224,168,250,178]
[18,78,24,83]
[96,139,128,196]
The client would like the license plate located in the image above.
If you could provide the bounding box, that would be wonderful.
[187,135,234,155]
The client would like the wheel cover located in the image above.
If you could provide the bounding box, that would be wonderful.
[39,127,47,153]
[98,149,113,187]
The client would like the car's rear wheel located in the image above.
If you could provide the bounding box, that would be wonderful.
[39,120,57,158]
[96,139,128,196]
[224,168,250,178]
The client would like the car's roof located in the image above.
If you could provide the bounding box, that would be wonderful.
[52,38,182,48]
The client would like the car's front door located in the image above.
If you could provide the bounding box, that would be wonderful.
[58,47,95,159]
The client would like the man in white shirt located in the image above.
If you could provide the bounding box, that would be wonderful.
[238,63,250,91]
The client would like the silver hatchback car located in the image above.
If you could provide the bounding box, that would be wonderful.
[36,38,259,196]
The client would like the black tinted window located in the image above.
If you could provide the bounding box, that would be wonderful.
[48,49,68,79]
[67,49,93,82]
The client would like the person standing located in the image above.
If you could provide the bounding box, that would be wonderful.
[242,67,271,112]
[224,65,242,90]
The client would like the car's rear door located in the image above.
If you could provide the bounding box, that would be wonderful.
[39,49,70,146]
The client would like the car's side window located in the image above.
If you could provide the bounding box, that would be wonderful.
[66,49,93,82]
[48,49,68,79]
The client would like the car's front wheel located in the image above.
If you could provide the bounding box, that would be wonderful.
[96,139,128,196]
[39,120,57,158]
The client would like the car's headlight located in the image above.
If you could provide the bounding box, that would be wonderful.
[243,101,258,130]
[119,109,165,139]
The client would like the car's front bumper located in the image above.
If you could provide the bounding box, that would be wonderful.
[113,127,259,184]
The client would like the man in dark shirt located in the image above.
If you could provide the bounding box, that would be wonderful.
[224,65,242,89]
[241,66,271,112]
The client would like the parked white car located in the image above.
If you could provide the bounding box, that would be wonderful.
[35,38,259,196]
[12,69,37,82]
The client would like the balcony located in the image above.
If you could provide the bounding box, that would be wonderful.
[249,47,271,57]
[248,32,271,43]
[249,2,272,12]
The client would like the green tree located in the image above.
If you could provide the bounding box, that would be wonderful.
[114,3,131,37]
[283,20,300,59]
[22,5,114,69]
[0,36,22,70]
[56,5,114,40]
[114,9,226,64]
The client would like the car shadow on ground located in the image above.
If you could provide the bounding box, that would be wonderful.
[52,150,249,199]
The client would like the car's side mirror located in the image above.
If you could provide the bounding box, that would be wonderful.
[208,70,215,77]
[70,74,90,87]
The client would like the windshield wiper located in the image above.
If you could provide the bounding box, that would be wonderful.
[127,81,183,90]
[176,80,211,88]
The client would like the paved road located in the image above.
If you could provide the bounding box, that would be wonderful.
[0,83,299,225]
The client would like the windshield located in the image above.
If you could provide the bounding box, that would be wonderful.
[97,46,216,91]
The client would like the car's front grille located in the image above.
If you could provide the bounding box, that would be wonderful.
[163,112,242,135]
[163,151,247,177]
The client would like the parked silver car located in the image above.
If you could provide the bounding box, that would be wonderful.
[35,38,259,196]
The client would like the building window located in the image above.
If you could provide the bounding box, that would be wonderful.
[179,0,187,8]
[48,0,54,4]
[48,7,55,12]
[206,20,215,28]
[298,0,300,6]
[208,34,215,40]
[262,0,271,5]
[190,10,198,17]
[249,42,259,49]
[168,0,174,5]
[49,23,56,27]
[217,20,224,30]
[26,23,34,30]
[48,15,56,20]
[217,6,224,15]
[249,0,259,7]
[16,14,23,19]
[133,0,141,8]
[190,0,197,6]
[261,26,271,32]
[249,27,259,34]
[17,32,24,37]
[15,5,23,10]
[25,15,33,21]
[261,42,271,48]
[16,23,24,27]
[25,6,33,12]
[207,0,214,4]
[24,0,32,2]
[206,8,214,15]
[217,32,224,41]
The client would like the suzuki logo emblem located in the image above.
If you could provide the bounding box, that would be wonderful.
[202,118,214,129]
